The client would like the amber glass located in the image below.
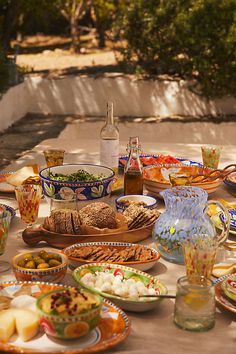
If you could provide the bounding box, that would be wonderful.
[124,137,143,195]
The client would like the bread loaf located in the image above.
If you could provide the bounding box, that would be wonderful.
[79,202,117,229]
[43,202,128,235]
[43,209,82,235]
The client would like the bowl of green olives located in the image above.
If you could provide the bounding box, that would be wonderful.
[12,249,68,282]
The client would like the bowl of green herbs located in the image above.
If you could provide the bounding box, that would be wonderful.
[39,164,115,203]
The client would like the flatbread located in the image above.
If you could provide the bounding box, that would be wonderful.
[6,165,39,187]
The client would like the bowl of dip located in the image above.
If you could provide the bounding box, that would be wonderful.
[36,287,103,339]
[115,195,157,213]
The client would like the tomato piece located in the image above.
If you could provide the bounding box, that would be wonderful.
[114,269,124,278]
[119,159,127,166]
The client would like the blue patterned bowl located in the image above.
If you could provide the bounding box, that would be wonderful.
[39,164,115,203]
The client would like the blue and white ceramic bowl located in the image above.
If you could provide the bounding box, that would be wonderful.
[115,195,157,213]
[39,164,115,203]
[219,208,236,230]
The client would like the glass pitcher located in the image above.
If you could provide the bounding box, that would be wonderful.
[153,186,230,264]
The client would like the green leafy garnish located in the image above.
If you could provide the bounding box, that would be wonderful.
[48,169,105,183]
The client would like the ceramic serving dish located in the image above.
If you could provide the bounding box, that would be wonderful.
[119,154,202,168]
[224,173,236,194]
[214,275,236,314]
[0,281,131,354]
[115,195,157,212]
[63,242,160,271]
[39,164,115,203]
[143,164,222,197]
[220,274,236,303]
[219,209,236,229]
[73,263,168,312]
[36,288,103,340]
[0,203,16,218]
[22,223,154,248]
[12,250,68,283]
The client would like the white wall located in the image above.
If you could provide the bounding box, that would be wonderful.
[25,75,236,117]
[0,82,29,131]
[1,75,236,133]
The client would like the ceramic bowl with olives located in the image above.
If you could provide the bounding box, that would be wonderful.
[12,250,68,283]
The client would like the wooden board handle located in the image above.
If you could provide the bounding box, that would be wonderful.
[22,226,46,246]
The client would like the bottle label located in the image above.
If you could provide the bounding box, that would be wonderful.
[100,139,119,170]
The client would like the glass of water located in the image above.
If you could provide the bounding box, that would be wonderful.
[174,275,215,332]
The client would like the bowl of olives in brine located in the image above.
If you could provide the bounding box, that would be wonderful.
[12,249,68,282]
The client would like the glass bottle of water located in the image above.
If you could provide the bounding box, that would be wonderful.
[100,102,119,173]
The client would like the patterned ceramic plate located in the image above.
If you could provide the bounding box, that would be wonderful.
[119,154,202,169]
[73,263,168,312]
[0,203,16,218]
[0,281,131,354]
[211,213,236,236]
[63,242,160,272]
[224,175,236,191]
[143,165,222,197]
[0,172,14,193]
[219,209,236,229]
[214,275,236,314]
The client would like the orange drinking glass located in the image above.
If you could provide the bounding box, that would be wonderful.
[43,149,65,167]
[15,184,42,226]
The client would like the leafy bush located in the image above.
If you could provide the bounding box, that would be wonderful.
[116,0,236,98]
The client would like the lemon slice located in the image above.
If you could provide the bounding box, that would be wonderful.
[183,292,209,311]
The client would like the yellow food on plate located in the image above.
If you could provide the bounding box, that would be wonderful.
[0,308,39,342]
[212,262,236,278]
[14,309,39,342]
[6,165,39,187]
[0,310,15,342]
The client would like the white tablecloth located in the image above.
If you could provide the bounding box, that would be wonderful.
[0,139,235,354]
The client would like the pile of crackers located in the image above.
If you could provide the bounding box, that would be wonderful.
[123,205,160,230]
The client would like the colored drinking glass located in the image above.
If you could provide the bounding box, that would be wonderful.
[15,184,42,225]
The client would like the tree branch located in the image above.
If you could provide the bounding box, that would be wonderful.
[60,8,69,21]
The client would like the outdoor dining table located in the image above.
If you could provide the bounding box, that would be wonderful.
[0,138,235,354]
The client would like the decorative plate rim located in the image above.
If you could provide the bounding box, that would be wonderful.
[219,208,236,229]
[214,274,236,314]
[62,242,161,266]
[0,203,16,218]
[0,280,131,354]
[211,213,236,236]
[224,177,236,189]
[119,154,203,168]
[73,262,168,304]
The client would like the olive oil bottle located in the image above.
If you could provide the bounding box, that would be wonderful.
[124,136,143,195]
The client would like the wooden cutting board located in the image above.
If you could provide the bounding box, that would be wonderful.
[22,224,154,249]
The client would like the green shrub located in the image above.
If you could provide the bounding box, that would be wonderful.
[116,0,236,98]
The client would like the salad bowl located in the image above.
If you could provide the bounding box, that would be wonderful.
[39,164,115,204]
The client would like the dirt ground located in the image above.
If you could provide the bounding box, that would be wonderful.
[13,35,118,73]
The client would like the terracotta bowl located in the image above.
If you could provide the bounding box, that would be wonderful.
[12,250,68,283]
[143,164,222,198]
